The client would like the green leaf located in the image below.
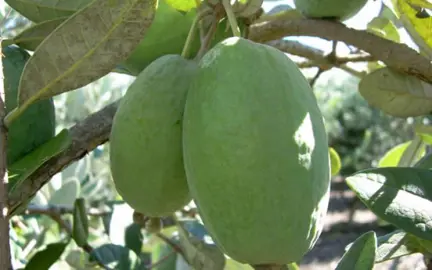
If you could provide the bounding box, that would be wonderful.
[90,244,142,270]
[24,241,69,270]
[358,67,432,117]
[397,0,432,58]
[335,231,377,270]
[65,249,94,269]
[12,17,67,51]
[414,124,432,145]
[397,136,425,167]
[287,263,300,270]
[329,147,342,176]
[378,141,412,167]
[8,129,72,194]
[125,223,144,255]
[177,219,226,270]
[367,17,400,42]
[15,0,157,111]
[418,133,432,145]
[405,0,432,9]
[4,0,92,22]
[72,198,89,247]
[164,0,196,12]
[48,178,81,208]
[414,151,432,169]
[375,230,423,262]
[366,61,385,73]
[346,167,432,240]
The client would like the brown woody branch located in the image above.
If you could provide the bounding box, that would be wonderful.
[8,16,432,218]
[7,101,119,217]
[267,40,371,77]
[24,204,111,217]
[249,17,432,83]
[0,41,12,270]
[267,39,375,66]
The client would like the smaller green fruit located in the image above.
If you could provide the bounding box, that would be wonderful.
[110,54,196,217]
[294,0,368,21]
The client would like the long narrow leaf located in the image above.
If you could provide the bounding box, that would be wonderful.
[346,167,432,240]
[335,231,377,270]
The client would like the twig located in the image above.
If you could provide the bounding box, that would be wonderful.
[309,68,325,87]
[296,55,374,68]
[25,204,111,217]
[195,16,219,60]
[156,232,186,259]
[146,250,177,269]
[0,39,12,270]
[249,17,432,83]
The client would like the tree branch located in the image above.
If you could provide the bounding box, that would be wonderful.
[24,204,111,217]
[249,17,432,83]
[7,101,120,217]
[268,39,369,77]
[0,40,12,270]
[266,39,326,61]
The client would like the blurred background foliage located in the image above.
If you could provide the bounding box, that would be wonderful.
[0,1,418,269]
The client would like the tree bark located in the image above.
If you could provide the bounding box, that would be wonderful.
[0,40,12,270]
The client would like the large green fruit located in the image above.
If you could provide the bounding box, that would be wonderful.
[121,0,244,76]
[183,37,331,265]
[3,45,56,166]
[109,55,196,217]
[294,0,368,21]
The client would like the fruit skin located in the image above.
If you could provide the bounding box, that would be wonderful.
[182,37,331,265]
[2,45,56,166]
[109,54,196,217]
[294,0,368,21]
[121,0,244,76]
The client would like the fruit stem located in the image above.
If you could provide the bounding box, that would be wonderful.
[195,16,218,60]
[222,0,241,37]
[181,9,213,59]
[181,15,200,59]
[251,264,289,270]
[194,0,206,41]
